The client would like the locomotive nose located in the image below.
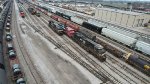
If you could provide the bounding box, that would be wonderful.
[144,65,150,70]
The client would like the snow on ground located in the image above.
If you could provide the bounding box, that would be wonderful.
[14,1,150,84]
[17,19,102,84]
[37,31,102,84]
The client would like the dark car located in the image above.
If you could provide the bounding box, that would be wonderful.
[36,12,40,17]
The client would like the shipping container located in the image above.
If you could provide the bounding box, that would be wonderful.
[135,40,150,56]
[66,22,79,31]
[102,28,137,47]
[71,17,84,25]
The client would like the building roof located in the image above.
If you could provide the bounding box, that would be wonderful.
[98,8,144,16]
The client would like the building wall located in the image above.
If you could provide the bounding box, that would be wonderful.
[127,15,136,27]
[106,11,111,21]
[95,8,150,28]
[116,13,122,24]
[121,14,128,26]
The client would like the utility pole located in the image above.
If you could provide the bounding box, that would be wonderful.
[90,0,93,6]
[75,0,76,7]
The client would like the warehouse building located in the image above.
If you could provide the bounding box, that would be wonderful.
[95,8,150,28]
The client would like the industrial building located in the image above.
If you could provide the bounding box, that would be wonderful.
[95,8,150,28]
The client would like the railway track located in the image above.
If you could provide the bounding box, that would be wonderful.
[31,9,129,84]
[40,13,149,84]
[12,2,44,84]
[79,24,150,62]
[21,4,116,83]
[35,9,150,84]
[22,3,150,84]
[106,54,150,84]
[62,35,149,84]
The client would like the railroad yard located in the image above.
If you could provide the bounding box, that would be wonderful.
[0,0,150,84]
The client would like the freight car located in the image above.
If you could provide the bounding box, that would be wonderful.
[73,32,106,62]
[48,20,64,35]
[135,39,150,56]
[58,18,68,25]
[51,14,59,21]
[54,11,71,20]
[81,20,150,56]
[101,28,137,47]
[79,30,123,58]
[66,22,79,31]
[48,19,106,61]
[125,53,150,75]
[50,14,79,31]
[55,11,63,17]
[62,13,71,20]
[89,19,150,56]
[82,22,104,34]
[71,16,84,25]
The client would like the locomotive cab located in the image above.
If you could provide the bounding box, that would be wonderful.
[94,44,106,62]
[95,44,106,54]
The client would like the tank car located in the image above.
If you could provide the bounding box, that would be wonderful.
[125,53,150,76]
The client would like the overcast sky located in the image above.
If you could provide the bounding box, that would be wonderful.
[59,0,150,1]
